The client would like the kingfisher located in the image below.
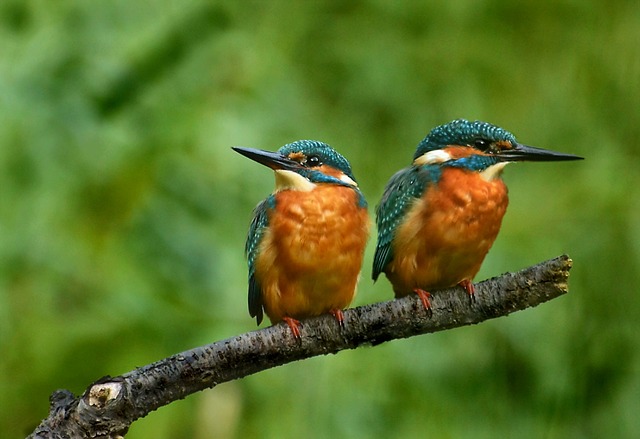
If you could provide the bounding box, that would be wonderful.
[233,140,370,337]
[372,119,583,310]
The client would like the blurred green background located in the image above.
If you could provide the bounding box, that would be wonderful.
[1,1,638,438]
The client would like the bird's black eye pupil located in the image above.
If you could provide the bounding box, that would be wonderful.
[307,155,321,167]
[474,139,490,150]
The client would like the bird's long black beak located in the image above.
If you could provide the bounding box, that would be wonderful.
[498,144,584,162]
[232,146,303,171]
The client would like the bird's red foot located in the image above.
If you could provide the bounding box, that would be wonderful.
[282,317,302,339]
[458,279,476,302]
[413,288,433,317]
[329,309,345,328]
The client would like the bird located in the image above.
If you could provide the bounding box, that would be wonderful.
[372,119,583,311]
[233,140,370,338]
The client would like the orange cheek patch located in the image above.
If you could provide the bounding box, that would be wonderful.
[288,151,306,162]
[495,140,513,150]
[443,146,479,159]
[318,165,343,179]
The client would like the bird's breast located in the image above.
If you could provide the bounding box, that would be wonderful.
[389,167,508,293]
[255,185,370,322]
[267,186,368,267]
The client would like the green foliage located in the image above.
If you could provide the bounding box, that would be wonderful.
[1,0,638,437]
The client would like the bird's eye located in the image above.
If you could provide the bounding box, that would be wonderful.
[474,139,490,151]
[306,155,322,167]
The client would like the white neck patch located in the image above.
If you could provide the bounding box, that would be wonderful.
[480,162,509,181]
[274,169,316,192]
[339,173,358,187]
[413,149,451,166]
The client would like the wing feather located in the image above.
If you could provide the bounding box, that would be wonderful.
[372,166,438,280]
[245,196,275,324]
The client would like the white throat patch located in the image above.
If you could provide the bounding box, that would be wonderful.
[480,162,509,181]
[339,173,358,187]
[274,169,316,192]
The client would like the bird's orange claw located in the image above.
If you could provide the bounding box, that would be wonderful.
[329,309,345,328]
[282,317,302,339]
[458,279,476,302]
[413,288,433,317]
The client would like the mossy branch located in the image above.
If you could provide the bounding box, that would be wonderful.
[28,255,573,439]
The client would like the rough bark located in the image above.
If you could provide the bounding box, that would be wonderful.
[28,255,573,439]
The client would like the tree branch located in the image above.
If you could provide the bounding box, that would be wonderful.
[29,255,573,439]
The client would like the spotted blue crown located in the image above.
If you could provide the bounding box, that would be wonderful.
[278,140,357,183]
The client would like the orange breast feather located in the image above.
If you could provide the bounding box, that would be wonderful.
[255,185,370,323]
[386,168,508,296]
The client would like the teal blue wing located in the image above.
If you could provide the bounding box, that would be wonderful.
[245,195,275,325]
[372,165,437,280]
